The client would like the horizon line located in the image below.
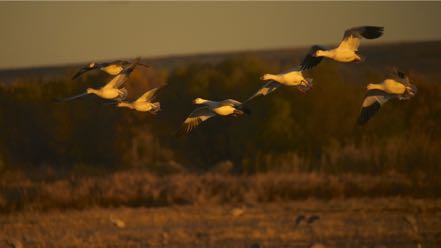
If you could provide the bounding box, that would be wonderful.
[1,39,440,72]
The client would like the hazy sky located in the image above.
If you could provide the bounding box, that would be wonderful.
[0,2,440,69]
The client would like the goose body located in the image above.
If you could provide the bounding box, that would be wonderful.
[357,69,416,125]
[72,58,149,79]
[315,48,360,63]
[117,87,161,114]
[246,67,313,102]
[86,87,127,100]
[101,63,126,75]
[261,70,307,86]
[177,98,248,135]
[367,79,407,95]
[118,101,160,112]
[210,99,243,116]
[301,26,384,70]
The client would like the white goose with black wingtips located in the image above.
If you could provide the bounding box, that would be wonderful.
[177,98,250,135]
[72,57,149,79]
[246,66,313,103]
[301,26,384,70]
[116,87,161,114]
[357,68,417,125]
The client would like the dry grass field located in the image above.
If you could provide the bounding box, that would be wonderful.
[1,171,441,247]
[1,198,440,248]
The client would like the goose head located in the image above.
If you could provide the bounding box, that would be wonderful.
[192,98,207,104]
[89,62,99,69]
[86,88,96,94]
[260,74,272,81]
[72,63,98,79]
[314,50,326,57]
[86,88,98,94]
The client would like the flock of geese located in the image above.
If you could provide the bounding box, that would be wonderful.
[63,26,417,135]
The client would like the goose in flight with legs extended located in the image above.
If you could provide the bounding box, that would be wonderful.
[301,26,384,70]
[60,60,138,102]
[177,98,250,136]
[72,57,149,79]
[246,66,313,103]
[116,87,161,114]
[357,68,417,125]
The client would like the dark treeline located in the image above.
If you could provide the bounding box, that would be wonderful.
[0,42,440,178]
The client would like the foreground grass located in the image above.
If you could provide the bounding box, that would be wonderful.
[1,170,440,213]
[1,198,440,248]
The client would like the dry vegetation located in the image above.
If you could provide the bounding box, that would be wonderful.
[1,170,440,213]
[1,198,441,247]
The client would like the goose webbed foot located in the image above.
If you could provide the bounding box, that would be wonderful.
[354,55,365,64]
[297,84,313,94]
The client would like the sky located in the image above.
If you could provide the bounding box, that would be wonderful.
[0,1,440,69]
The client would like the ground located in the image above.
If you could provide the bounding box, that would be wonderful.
[1,198,440,248]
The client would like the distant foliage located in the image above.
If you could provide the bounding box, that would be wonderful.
[0,49,440,176]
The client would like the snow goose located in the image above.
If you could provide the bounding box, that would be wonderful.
[357,68,417,125]
[246,66,313,102]
[177,98,249,135]
[116,87,161,114]
[72,57,149,79]
[301,26,384,70]
[61,61,137,102]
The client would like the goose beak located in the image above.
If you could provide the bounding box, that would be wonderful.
[260,74,270,81]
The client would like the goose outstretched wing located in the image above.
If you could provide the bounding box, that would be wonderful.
[245,80,282,103]
[102,59,138,89]
[177,106,216,136]
[338,26,384,51]
[135,87,160,103]
[300,45,326,70]
[357,89,391,125]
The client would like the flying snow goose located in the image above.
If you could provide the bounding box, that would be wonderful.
[61,60,138,102]
[246,66,313,102]
[116,87,161,114]
[301,26,384,70]
[72,57,149,79]
[357,68,417,125]
[177,98,249,135]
